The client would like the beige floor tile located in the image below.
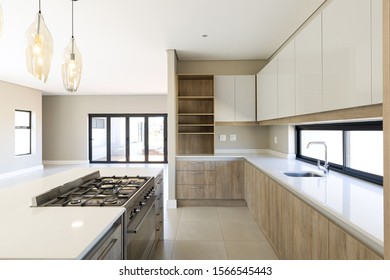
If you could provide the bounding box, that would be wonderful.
[164,208,182,223]
[172,241,228,260]
[217,207,257,223]
[163,221,179,240]
[180,207,219,221]
[176,221,223,241]
[220,220,267,241]
[225,241,279,260]
[153,240,174,260]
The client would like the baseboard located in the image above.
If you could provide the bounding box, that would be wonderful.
[0,165,44,180]
[177,199,247,207]
[43,160,90,165]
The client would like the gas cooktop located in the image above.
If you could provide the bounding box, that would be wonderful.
[32,171,153,207]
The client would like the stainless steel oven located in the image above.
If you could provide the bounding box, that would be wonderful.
[126,195,156,260]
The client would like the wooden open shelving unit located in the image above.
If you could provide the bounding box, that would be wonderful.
[177,75,214,155]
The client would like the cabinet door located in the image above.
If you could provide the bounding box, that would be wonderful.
[215,160,245,199]
[277,41,296,118]
[328,222,382,260]
[235,75,256,121]
[295,15,323,115]
[372,0,383,104]
[214,75,235,121]
[257,59,278,121]
[292,196,328,259]
[86,223,123,260]
[322,0,371,111]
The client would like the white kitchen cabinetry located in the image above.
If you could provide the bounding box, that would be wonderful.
[214,75,255,122]
[371,0,383,104]
[257,59,278,121]
[214,76,235,121]
[277,40,296,118]
[295,15,323,115]
[322,0,372,111]
[235,75,256,121]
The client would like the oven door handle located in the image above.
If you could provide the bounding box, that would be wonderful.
[127,196,156,234]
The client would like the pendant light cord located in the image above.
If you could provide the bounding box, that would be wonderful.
[39,0,41,14]
[71,0,74,39]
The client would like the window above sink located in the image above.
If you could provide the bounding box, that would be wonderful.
[296,121,383,185]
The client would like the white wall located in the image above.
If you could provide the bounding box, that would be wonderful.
[42,95,167,162]
[0,81,42,177]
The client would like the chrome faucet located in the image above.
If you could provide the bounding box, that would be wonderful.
[306,141,329,175]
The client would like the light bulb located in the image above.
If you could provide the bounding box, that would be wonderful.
[62,38,82,92]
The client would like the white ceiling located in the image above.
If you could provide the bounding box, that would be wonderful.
[0,0,325,95]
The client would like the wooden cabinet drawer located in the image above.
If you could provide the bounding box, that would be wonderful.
[176,184,216,199]
[176,161,215,171]
[176,170,215,185]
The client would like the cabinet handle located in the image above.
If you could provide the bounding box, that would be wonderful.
[97,238,118,260]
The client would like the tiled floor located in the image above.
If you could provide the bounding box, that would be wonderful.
[154,206,279,260]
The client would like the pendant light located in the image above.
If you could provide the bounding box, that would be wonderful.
[25,0,53,82]
[62,0,82,93]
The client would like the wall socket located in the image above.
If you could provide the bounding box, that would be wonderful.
[219,134,226,142]
[274,136,278,144]
[230,134,237,141]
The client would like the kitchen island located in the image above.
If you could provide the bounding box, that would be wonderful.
[0,166,163,259]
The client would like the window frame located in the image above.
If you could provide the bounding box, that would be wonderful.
[296,121,383,185]
[15,109,32,156]
[88,113,168,164]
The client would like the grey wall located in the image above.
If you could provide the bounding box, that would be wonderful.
[215,126,269,150]
[42,95,167,161]
[268,125,296,155]
[0,81,42,175]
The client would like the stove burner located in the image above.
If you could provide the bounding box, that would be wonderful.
[70,196,82,204]
[104,197,119,205]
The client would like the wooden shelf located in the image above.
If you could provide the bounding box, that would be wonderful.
[177,75,215,155]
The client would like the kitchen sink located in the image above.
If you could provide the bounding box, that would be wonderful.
[283,171,324,177]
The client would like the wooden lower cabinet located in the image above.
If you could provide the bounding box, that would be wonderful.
[328,222,382,260]
[244,162,382,260]
[216,160,245,199]
[176,159,245,205]
[292,196,328,259]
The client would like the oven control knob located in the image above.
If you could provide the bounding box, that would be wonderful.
[139,201,146,206]
[134,208,140,213]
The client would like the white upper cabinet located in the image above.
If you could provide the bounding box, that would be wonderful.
[214,75,255,122]
[295,15,323,115]
[277,40,296,118]
[322,0,372,111]
[235,75,256,121]
[214,76,235,121]
[372,0,383,104]
[257,59,278,121]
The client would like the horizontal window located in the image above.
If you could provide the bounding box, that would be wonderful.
[296,122,383,185]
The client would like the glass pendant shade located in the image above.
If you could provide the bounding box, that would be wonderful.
[25,12,53,82]
[62,37,82,92]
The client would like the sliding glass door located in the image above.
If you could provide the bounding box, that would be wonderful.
[89,114,167,163]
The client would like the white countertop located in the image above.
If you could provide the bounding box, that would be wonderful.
[0,166,163,259]
[177,153,384,256]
